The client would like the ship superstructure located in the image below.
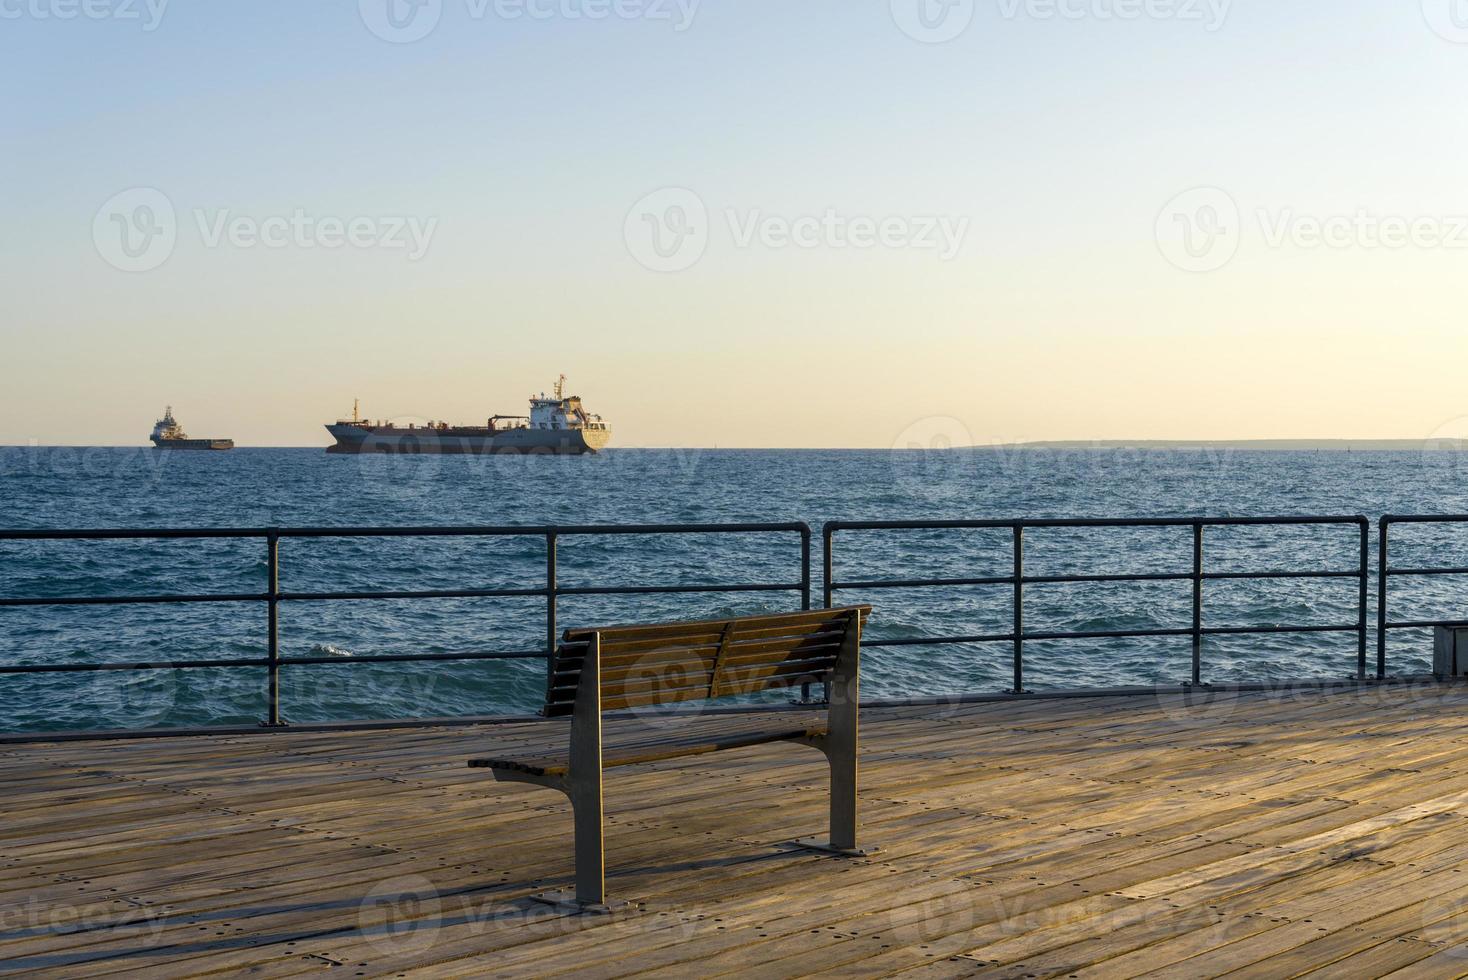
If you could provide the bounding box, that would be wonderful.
[150,407,234,451]
[324,376,611,455]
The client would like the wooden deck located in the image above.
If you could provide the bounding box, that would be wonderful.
[6,683,1468,977]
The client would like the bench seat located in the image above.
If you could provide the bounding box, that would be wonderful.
[469,721,829,778]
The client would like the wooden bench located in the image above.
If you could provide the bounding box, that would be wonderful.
[468,605,873,910]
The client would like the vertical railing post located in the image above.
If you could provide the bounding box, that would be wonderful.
[1377,518,1389,680]
[801,526,812,612]
[265,530,281,727]
[546,530,558,691]
[1191,522,1204,687]
[1357,518,1369,681]
[1012,525,1024,695]
[822,525,834,610]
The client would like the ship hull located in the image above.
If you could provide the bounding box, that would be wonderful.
[151,438,234,451]
[324,424,610,455]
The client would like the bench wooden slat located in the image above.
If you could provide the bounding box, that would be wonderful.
[559,608,867,645]
[468,722,829,777]
[548,638,843,689]
[557,620,852,658]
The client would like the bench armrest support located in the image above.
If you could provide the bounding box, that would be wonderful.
[827,609,862,850]
[568,631,605,905]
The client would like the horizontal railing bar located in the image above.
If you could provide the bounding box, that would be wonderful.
[832,570,1364,591]
[1202,623,1360,636]
[1381,515,1468,525]
[278,650,548,666]
[555,582,804,597]
[826,516,1368,532]
[0,649,554,674]
[278,587,545,602]
[862,633,1016,647]
[1384,619,1468,630]
[863,623,1360,647]
[0,583,809,606]
[1383,567,1468,577]
[0,593,269,608]
[0,658,269,674]
[832,575,1016,590]
[0,522,811,542]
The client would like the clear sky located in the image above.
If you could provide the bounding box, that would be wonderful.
[4,1,1468,448]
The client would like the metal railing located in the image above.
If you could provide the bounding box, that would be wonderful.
[14,513,1468,736]
[0,523,812,728]
[1378,515,1468,673]
[824,516,1372,690]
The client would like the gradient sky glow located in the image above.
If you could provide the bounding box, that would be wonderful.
[5,1,1468,447]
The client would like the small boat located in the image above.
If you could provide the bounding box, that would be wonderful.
[150,407,234,451]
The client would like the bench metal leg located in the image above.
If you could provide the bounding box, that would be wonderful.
[828,732,857,851]
[791,612,876,857]
[570,769,605,906]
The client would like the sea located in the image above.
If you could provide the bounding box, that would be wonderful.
[4,445,1468,733]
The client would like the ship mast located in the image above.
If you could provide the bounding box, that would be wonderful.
[353,398,360,423]
[554,374,566,400]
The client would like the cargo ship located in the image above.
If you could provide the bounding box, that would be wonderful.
[150,407,234,450]
[325,376,611,455]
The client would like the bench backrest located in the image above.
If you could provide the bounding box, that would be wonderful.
[542,606,871,717]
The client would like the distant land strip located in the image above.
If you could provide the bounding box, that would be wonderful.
[994,439,1468,451]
